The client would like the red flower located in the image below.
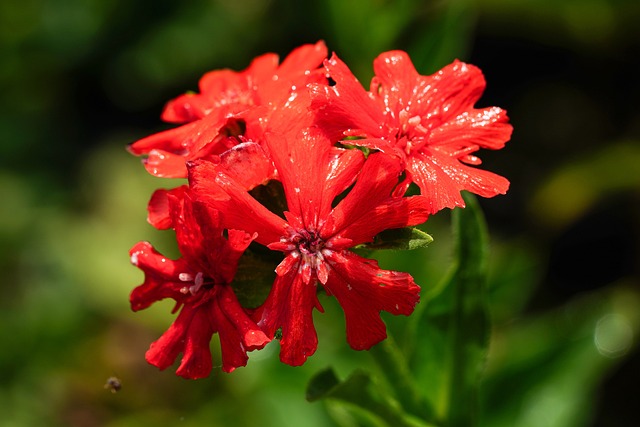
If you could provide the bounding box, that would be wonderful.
[129,187,269,378]
[145,141,277,230]
[128,41,328,178]
[310,51,512,213]
[189,121,430,366]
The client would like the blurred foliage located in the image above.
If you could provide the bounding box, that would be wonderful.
[1,0,639,426]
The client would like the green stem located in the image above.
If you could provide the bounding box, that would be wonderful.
[369,333,437,423]
[444,193,490,427]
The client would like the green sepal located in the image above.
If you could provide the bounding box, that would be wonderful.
[336,138,370,157]
[356,227,433,251]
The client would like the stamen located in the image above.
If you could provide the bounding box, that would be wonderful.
[285,228,332,284]
[177,272,208,295]
[178,272,194,282]
[189,272,205,295]
[407,115,421,126]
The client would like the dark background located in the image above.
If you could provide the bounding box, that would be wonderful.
[1,0,638,426]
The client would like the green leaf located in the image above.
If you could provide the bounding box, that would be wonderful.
[357,227,433,251]
[368,335,436,421]
[231,244,279,308]
[409,192,490,426]
[307,368,436,427]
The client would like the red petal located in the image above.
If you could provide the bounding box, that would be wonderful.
[198,68,255,100]
[276,41,328,81]
[257,42,328,109]
[325,152,428,244]
[215,286,270,372]
[428,106,513,150]
[130,114,234,178]
[145,284,269,377]
[410,60,487,123]
[218,142,276,190]
[161,93,211,123]
[170,190,209,267]
[323,251,420,350]
[273,252,301,276]
[257,268,320,366]
[147,188,173,230]
[339,196,431,246]
[407,150,510,213]
[174,305,215,379]
[264,123,365,227]
[129,241,190,311]
[145,302,215,380]
[310,54,386,141]
[143,149,189,178]
[147,186,188,230]
[188,160,288,246]
[370,51,421,117]
[196,205,256,284]
[243,53,280,86]
[128,120,201,156]
[145,305,194,371]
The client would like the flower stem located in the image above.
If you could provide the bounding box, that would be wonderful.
[369,334,437,424]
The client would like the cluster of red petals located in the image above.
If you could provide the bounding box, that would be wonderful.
[127,41,328,178]
[130,187,269,377]
[310,51,512,213]
[189,120,429,365]
[128,42,511,378]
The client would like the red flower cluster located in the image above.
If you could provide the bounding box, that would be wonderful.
[128,41,511,378]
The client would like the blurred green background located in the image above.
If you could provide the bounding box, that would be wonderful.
[1,0,639,426]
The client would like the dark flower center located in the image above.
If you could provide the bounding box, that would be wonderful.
[284,228,333,285]
[292,229,325,255]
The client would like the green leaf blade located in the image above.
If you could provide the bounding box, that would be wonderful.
[410,192,491,427]
[306,368,436,427]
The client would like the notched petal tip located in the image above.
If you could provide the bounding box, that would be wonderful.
[243,329,271,350]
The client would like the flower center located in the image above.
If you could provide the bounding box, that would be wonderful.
[395,109,430,155]
[178,271,215,295]
[292,229,325,255]
[288,228,333,285]
[269,227,337,284]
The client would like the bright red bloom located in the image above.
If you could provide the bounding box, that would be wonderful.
[189,119,430,366]
[145,141,277,230]
[128,41,328,178]
[310,51,512,213]
[129,187,270,378]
